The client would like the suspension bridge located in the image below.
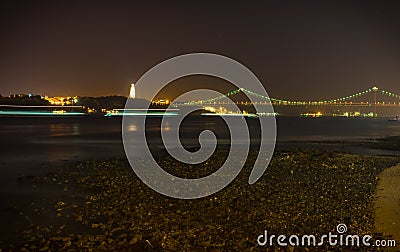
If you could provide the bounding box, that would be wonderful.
[168,87,400,116]
[175,86,400,106]
[171,86,400,117]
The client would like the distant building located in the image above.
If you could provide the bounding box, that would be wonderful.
[9,94,28,98]
[152,99,170,105]
[45,96,78,106]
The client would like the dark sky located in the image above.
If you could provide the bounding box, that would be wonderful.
[1,0,400,100]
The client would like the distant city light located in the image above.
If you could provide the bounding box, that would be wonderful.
[0,111,85,116]
[45,96,79,106]
[1,85,400,117]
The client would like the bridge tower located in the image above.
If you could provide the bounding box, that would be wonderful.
[372,86,378,117]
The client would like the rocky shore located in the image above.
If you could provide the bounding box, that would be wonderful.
[2,150,399,251]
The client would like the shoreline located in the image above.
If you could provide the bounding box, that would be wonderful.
[375,164,400,250]
[1,150,399,251]
[1,115,400,250]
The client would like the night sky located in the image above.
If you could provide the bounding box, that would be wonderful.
[1,0,400,100]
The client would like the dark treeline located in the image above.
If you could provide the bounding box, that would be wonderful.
[0,95,50,106]
[76,96,127,111]
[0,95,128,112]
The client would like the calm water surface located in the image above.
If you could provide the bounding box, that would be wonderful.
[1,116,400,177]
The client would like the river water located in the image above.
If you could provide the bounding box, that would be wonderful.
[1,116,400,178]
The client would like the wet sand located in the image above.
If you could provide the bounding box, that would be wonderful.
[375,164,400,250]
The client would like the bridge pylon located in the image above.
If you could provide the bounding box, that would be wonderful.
[372,86,378,117]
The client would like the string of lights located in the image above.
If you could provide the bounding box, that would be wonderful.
[179,86,400,106]
[381,89,400,100]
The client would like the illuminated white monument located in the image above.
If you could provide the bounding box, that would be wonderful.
[129,83,136,99]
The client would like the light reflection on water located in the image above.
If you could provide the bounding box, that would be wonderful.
[0,116,399,192]
[49,123,80,137]
[0,117,399,166]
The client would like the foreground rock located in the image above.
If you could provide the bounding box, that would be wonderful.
[4,150,399,251]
